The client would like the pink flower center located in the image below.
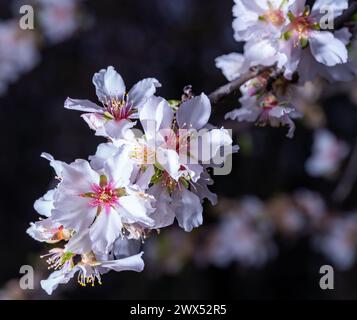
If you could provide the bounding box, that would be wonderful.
[104,96,136,121]
[80,176,123,214]
[263,9,286,27]
[89,182,118,213]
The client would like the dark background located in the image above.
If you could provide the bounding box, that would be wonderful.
[1,0,357,299]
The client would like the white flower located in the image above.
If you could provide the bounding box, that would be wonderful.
[305,129,349,177]
[64,66,161,139]
[279,0,349,78]
[41,251,145,295]
[232,0,293,42]
[48,146,155,253]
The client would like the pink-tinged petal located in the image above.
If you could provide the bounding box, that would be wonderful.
[89,208,123,254]
[176,93,211,130]
[64,98,104,113]
[309,31,348,67]
[92,66,126,102]
[80,113,107,136]
[128,78,161,109]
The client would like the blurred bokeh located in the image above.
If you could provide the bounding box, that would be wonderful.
[1,0,357,300]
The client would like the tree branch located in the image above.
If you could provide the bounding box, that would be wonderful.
[208,66,270,106]
[209,2,357,106]
[335,1,357,29]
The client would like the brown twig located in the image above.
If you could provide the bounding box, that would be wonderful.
[335,1,357,29]
[208,2,357,106]
[208,66,270,106]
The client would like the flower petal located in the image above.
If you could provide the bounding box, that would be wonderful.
[128,78,161,109]
[176,93,211,130]
[309,31,348,67]
[92,66,126,102]
[64,98,103,113]
[173,187,203,232]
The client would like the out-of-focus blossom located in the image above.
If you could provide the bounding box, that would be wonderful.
[314,214,357,270]
[305,129,349,178]
[0,20,40,95]
[201,197,276,268]
[37,0,89,44]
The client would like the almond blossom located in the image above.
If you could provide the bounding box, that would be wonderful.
[225,71,302,138]
[65,66,161,139]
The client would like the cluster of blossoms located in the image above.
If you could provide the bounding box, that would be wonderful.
[28,66,234,294]
[216,0,357,137]
[0,0,89,95]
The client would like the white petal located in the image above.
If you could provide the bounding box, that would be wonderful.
[215,53,245,81]
[104,145,134,188]
[59,160,99,195]
[90,209,123,254]
[100,252,144,272]
[89,143,119,170]
[119,195,154,226]
[81,113,107,136]
[244,39,279,67]
[41,153,64,177]
[64,98,103,113]
[135,165,155,190]
[309,31,348,67]
[128,78,161,108]
[173,187,203,232]
[92,66,126,102]
[52,194,97,232]
[40,269,76,295]
[176,93,211,130]
[156,148,181,181]
[34,189,56,217]
[139,96,173,139]
[148,184,176,229]
[312,0,348,18]
[103,119,136,140]
[65,230,92,255]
